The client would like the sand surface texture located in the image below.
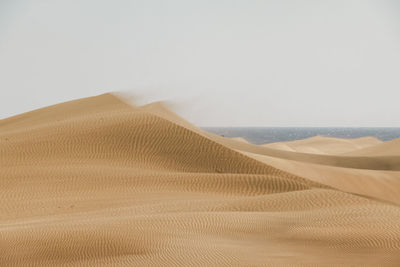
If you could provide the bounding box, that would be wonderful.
[1,94,400,266]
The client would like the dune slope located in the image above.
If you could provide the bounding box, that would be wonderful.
[1,94,400,266]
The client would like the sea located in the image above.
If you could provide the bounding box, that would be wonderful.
[202,127,400,145]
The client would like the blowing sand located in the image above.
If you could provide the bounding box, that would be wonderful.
[1,93,400,266]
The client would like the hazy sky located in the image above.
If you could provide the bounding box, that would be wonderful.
[1,0,400,126]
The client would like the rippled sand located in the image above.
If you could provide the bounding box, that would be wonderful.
[1,93,400,266]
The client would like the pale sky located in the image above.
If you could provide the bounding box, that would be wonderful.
[1,0,400,126]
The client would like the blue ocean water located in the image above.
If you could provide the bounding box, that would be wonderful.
[202,127,400,145]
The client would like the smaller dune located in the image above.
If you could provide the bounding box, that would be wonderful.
[345,138,400,156]
[240,150,400,205]
[263,136,382,155]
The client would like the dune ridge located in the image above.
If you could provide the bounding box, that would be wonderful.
[1,93,400,266]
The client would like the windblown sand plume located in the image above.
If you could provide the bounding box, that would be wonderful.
[1,93,400,266]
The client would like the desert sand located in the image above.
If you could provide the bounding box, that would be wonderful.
[1,93,400,266]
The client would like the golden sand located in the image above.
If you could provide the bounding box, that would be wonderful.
[1,93,400,266]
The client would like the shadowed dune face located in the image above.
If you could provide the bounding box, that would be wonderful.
[1,93,400,266]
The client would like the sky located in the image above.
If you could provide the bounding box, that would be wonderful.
[1,0,400,127]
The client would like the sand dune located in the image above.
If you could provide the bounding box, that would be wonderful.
[202,133,400,171]
[263,135,382,155]
[1,93,400,266]
[240,151,400,205]
[344,138,400,157]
